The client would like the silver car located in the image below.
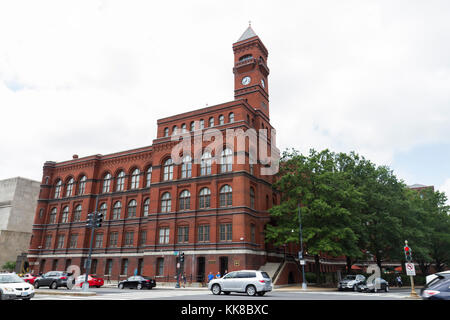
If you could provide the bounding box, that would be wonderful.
[208,270,272,296]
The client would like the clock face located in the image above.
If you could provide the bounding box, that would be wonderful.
[261,79,265,88]
[241,76,251,85]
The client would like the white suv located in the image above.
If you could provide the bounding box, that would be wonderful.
[0,273,35,300]
[208,270,272,296]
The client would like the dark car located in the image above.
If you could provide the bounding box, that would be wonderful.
[118,276,156,290]
[33,271,73,289]
[421,272,450,300]
[356,277,390,293]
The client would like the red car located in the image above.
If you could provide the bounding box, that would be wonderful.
[21,273,38,285]
[76,274,104,288]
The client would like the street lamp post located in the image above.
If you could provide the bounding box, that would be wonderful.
[298,202,307,290]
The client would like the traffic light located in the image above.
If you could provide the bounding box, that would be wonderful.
[404,245,412,261]
[95,212,104,228]
[180,252,184,263]
[86,213,95,227]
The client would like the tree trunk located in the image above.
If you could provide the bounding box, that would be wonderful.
[314,255,321,284]
[346,256,352,274]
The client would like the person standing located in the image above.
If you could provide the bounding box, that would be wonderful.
[208,272,214,282]
[216,271,221,279]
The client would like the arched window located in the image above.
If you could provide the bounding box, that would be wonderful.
[199,188,211,209]
[181,155,192,178]
[54,180,62,199]
[239,54,253,62]
[49,208,57,224]
[61,206,69,223]
[179,190,191,211]
[220,148,233,173]
[201,151,212,176]
[143,198,150,216]
[172,125,178,135]
[250,187,255,209]
[116,171,125,191]
[219,185,233,207]
[65,178,74,197]
[78,176,87,195]
[190,121,195,131]
[199,119,204,129]
[209,117,214,127]
[163,158,173,181]
[127,200,137,218]
[181,123,187,133]
[102,173,111,193]
[130,168,140,189]
[219,115,224,125]
[229,112,235,123]
[99,203,107,219]
[164,127,169,137]
[73,205,82,222]
[161,192,171,213]
[113,201,122,220]
[146,167,152,187]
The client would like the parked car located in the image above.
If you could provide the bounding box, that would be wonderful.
[33,271,73,289]
[118,276,156,290]
[338,274,366,291]
[208,270,272,296]
[21,273,38,285]
[76,274,104,288]
[421,271,450,300]
[0,273,35,300]
[356,277,390,293]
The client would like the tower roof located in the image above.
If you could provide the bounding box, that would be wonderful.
[237,25,258,42]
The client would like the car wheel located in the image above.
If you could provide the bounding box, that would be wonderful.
[211,284,221,295]
[246,285,256,296]
[50,281,58,290]
[34,281,39,289]
[137,284,143,290]
[118,283,124,289]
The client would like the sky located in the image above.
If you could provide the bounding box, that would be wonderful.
[1,0,449,200]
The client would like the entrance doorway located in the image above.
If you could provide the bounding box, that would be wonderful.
[219,256,228,276]
[197,257,205,283]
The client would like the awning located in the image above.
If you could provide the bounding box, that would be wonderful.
[351,265,362,270]
[394,266,402,271]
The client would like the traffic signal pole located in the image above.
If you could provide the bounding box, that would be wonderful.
[82,195,99,292]
[404,240,419,298]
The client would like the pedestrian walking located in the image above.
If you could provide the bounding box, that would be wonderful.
[208,272,214,282]
[396,275,402,287]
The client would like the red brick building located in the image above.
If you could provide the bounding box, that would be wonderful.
[27,26,299,283]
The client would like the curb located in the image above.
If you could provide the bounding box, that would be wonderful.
[35,289,97,296]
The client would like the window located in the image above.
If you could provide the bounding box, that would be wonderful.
[127,200,137,218]
[250,187,255,209]
[143,198,150,216]
[251,224,256,243]
[91,259,98,274]
[219,223,232,242]
[156,258,164,276]
[177,226,189,243]
[229,112,235,123]
[181,155,192,178]
[179,190,191,211]
[99,203,107,220]
[198,225,210,242]
[121,259,129,275]
[190,121,195,131]
[78,176,87,195]
[39,208,44,219]
[69,234,78,248]
[239,54,253,62]
[219,115,224,125]
[116,171,125,191]
[181,123,187,133]
[219,185,232,207]
[130,168,140,189]
[57,235,65,249]
[172,125,178,135]
[109,232,118,247]
[73,204,82,222]
[113,201,121,220]
[54,180,62,198]
[102,173,111,193]
[105,259,113,275]
[201,151,212,176]
[199,188,211,209]
[209,117,214,127]
[45,235,52,249]
[161,192,171,213]
[61,206,69,223]
[66,178,74,197]
[220,148,233,173]
[139,230,147,246]
[199,119,204,129]
[146,167,152,187]
[164,127,169,137]
[163,158,173,181]
[49,208,57,224]
[124,231,134,247]
[159,227,170,244]
[95,233,103,248]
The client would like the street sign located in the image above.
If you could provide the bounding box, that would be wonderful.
[298,251,303,260]
[299,259,306,265]
[405,263,416,276]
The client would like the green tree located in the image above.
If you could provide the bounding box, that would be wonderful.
[2,261,16,272]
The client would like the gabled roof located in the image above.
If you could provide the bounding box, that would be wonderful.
[237,25,258,42]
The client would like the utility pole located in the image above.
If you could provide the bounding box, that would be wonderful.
[298,201,307,290]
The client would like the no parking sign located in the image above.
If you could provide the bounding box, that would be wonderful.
[405,263,416,276]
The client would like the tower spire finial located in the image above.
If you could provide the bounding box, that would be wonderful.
[249,20,251,27]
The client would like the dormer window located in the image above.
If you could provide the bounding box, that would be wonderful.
[239,54,253,62]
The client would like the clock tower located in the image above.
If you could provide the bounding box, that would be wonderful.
[233,25,270,118]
